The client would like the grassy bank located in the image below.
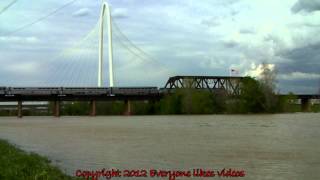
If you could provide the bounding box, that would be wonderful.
[0,139,80,180]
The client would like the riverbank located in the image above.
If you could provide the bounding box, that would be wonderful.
[0,139,80,180]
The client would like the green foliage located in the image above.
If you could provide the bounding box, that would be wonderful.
[230,76,290,113]
[131,101,155,115]
[96,101,125,115]
[237,77,266,113]
[277,92,298,113]
[157,89,226,114]
[311,104,320,112]
[158,90,183,114]
[62,102,90,116]
[181,89,225,114]
[0,139,81,180]
[0,77,310,115]
[0,110,17,116]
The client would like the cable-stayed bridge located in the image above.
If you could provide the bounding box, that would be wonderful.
[0,2,245,117]
[0,1,318,117]
[1,1,175,87]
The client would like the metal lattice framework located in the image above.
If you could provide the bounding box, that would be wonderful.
[164,76,243,96]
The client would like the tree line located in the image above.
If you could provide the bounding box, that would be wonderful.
[0,64,319,116]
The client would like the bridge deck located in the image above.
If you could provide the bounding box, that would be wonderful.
[0,87,162,101]
[279,94,320,99]
[0,87,319,102]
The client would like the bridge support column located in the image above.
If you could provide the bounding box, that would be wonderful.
[53,100,60,117]
[17,101,22,118]
[90,100,96,116]
[124,100,131,115]
[301,98,311,112]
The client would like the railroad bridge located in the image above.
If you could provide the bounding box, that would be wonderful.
[0,76,243,117]
[1,76,319,117]
[164,76,243,95]
[1,2,318,117]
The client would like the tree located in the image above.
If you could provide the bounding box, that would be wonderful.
[158,90,183,114]
[259,63,277,91]
[180,89,224,114]
[259,63,279,112]
[158,88,226,114]
[238,77,266,113]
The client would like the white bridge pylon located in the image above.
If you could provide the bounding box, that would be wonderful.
[98,1,114,87]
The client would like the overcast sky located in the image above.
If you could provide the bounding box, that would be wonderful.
[0,0,319,93]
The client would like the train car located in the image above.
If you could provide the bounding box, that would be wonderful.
[61,87,110,95]
[111,87,159,96]
[0,87,6,95]
[8,87,62,95]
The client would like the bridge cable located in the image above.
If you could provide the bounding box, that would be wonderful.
[2,0,79,36]
[0,0,18,15]
[46,23,99,86]
[111,27,172,79]
[111,16,178,75]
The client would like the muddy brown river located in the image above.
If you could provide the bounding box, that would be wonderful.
[0,114,319,179]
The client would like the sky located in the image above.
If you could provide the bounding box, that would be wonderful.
[0,0,319,93]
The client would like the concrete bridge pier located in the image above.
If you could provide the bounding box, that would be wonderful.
[301,98,311,112]
[90,100,96,116]
[124,100,131,115]
[53,100,60,117]
[17,100,22,118]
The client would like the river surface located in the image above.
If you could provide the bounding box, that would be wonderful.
[0,114,319,180]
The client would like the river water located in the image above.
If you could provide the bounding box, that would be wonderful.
[0,114,319,179]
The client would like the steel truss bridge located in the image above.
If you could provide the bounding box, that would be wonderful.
[0,2,318,117]
[0,76,319,117]
[164,76,243,96]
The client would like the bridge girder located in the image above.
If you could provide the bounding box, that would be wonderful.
[164,76,243,96]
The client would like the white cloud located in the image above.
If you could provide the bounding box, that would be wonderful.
[201,17,220,27]
[112,8,128,19]
[0,36,40,43]
[5,62,39,74]
[244,63,275,78]
[0,0,319,93]
[72,8,91,17]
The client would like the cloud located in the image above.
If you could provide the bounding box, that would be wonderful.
[223,41,239,48]
[244,63,275,78]
[0,36,39,43]
[279,72,320,80]
[278,42,320,74]
[72,8,91,17]
[0,0,319,93]
[239,28,255,34]
[291,0,320,13]
[112,8,128,19]
[201,17,220,27]
[5,61,39,74]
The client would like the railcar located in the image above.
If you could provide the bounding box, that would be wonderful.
[111,87,158,96]
[8,87,62,95]
[0,87,6,95]
[61,87,110,95]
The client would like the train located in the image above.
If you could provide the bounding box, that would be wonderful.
[0,87,166,96]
